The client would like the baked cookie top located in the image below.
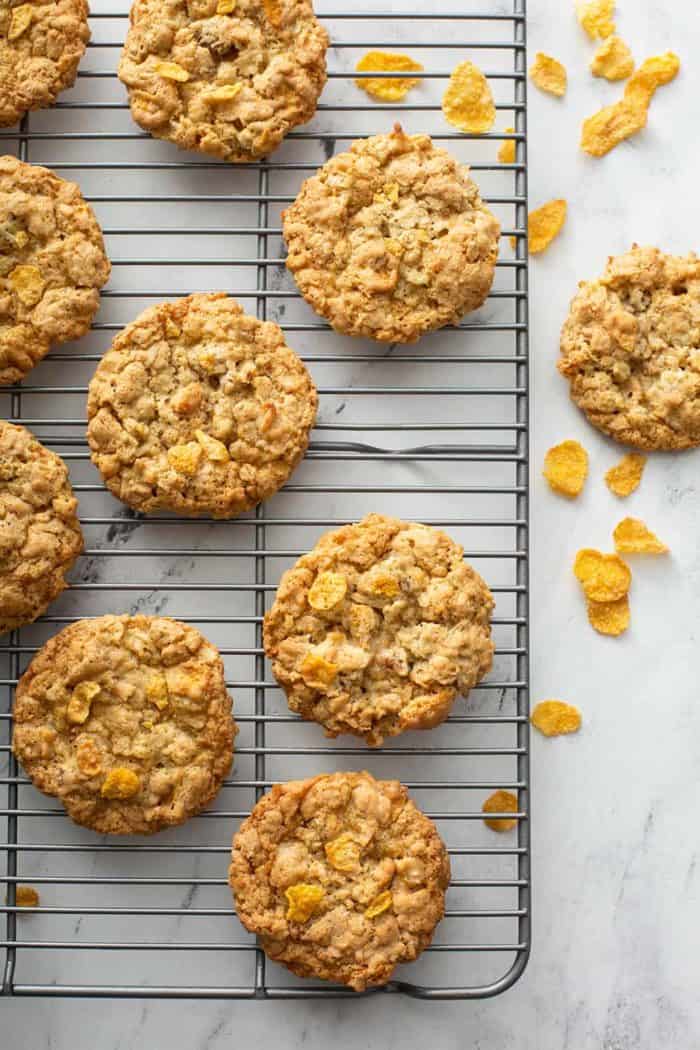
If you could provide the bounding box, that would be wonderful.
[13,614,236,834]
[229,771,451,991]
[0,156,111,385]
[559,245,700,450]
[263,514,495,745]
[0,0,90,128]
[0,420,83,634]
[118,0,328,162]
[282,126,501,343]
[87,293,318,517]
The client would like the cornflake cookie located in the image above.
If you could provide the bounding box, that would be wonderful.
[0,156,110,385]
[87,293,317,517]
[13,615,236,834]
[559,246,700,449]
[229,771,450,991]
[264,514,494,745]
[0,421,83,634]
[282,126,500,343]
[0,0,89,128]
[118,0,328,163]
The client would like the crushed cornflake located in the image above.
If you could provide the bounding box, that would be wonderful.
[365,891,393,919]
[590,36,635,81]
[605,452,646,497]
[613,517,668,554]
[573,548,631,602]
[442,61,496,133]
[482,790,519,832]
[355,52,423,102]
[8,3,33,40]
[153,61,191,82]
[308,571,348,611]
[528,199,567,254]
[624,52,681,109]
[576,0,616,40]
[587,594,630,636]
[529,53,567,97]
[325,833,361,873]
[543,439,588,498]
[8,264,45,306]
[498,128,516,164]
[216,0,236,11]
[100,767,141,800]
[530,700,582,737]
[285,883,324,923]
[206,83,242,103]
[15,886,40,908]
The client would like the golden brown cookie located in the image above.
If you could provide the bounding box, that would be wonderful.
[263,514,494,745]
[559,245,700,450]
[0,420,83,634]
[282,126,501,343]
[0,156,111,385]
[118,0,328,162]
[87,293,317,517]
[229,771,450,991]
[0,0,90,128]
[13,614,237,834]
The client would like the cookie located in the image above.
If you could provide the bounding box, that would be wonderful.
[0,156,111,385]
[229,771,450,990]
[0,420,83,634]
[263,513,494,745]
[87,293,318,517]
[0,0,90,128]
[12,614,237,834]
[282,125,501,343]
[118,0,328,163]
[559,245,700,450]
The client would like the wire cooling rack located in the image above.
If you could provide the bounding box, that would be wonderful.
[0,0,529,999]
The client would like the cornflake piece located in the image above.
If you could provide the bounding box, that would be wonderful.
[442,61,496,133]
[145,673,169,710]
[15,886,40,908]
[498,128,516,164]
[8,265,45,307]
[613,517,668,554]
[217,0,236,11]
[285,884,324,923]
[308,571,348,611]
[153,61,191,82]
[482,790,518,832]
[355,52,423,102]
[624,52,681,109]
[576,0,615,40]
[590,36,635,81]
[573,548,631,602]
[8,3,33,40]
[605,453,646,497]
[100,767,140,800]
[587,594,630,635]
[325,833,361,873]
[529,53,567,97]
[299,650,338,689]
[194,429,230,462]
[66,681,101,725]
[528,199,567,255]
[167,442,202,475]
[365,891,393,919]
[206,83,242,104]
[543,439,588,498]
[531,700,582,737]
[263,0,282,26]
[76,737,102,777]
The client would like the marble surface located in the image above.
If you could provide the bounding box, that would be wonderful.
[4,0,700,1045]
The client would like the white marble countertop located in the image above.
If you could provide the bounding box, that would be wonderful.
[4,0,700,1045]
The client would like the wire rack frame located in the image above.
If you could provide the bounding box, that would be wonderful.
[0,0,530,999]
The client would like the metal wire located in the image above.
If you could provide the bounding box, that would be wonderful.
[0,0,530,999]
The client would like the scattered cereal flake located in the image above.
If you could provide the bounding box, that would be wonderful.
[263,0,282,26]
[482,790,519,832]
[590,36,635,81]
[145,674,169,710]
[308,571,348,611]
[355,52,423,102]
[605,453,646,497]
[14,230,28,249]
[66,681,101,725]
[216,0,236,11]
[325,833,361,873]
[442,60,496,134]
[285,884,324,923]
[299,650,338,689]
[100,767,141,800]
[576,0,615,40]
[206,83,242,104]
[194,429,230,462]
[529,53,567,97]
[498,128,516,164]
[153,61,191,82]
[543,439,588,498]
[580,99,646,157]
[531,700,582,737]
[528,199,567,255]
[624,52,681,109]
[573,548,631,602]
[15,886,40,908]
[8,4,33,40]
[613,517,668,554]
[365,891,393,919]
[587,594,630,636]
[8,265,45,307]
[75,737,102,777]
[167,442,202,475]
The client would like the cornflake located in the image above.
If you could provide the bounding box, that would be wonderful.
[15,886,40,908]
[299,650,338,689]
[153,61,191,82]
[8,3,33,40]
[365,891,393,919]
[576,0,615,40]
[613,517,668,554]
[590,36,635,81]
[308,571,348,611]
[216,0,236,11]
[531,700,582,737]
[543,439,588,498]
[194,429,230,462]
[529,53,567,97]
[167,442,202,475]
[605,453,646,497]
[263,0,282,26]
[482,790,518,832]
[442,61,496,134]
[206,83,242,104]
[101,767,140,800]
[66,681,101,725]
[573,548,631,602]
[624,52,681,109]
[285,884,324,923]
[498,128,516,164]
[528,199,567,255]
[587,594,630,636]
[355,52,423,102]
[325,833,361,873]
[9,265,45,307]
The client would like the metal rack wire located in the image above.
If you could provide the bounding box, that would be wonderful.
[0,0,530,999]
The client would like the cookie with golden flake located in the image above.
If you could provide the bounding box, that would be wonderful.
[0,156,111,385]
[13,615,237,834]
[559,245,700,450]
[118,0,329,162]
[0,420,83,633]
[229,771,451,991]
[282,125,501,343]
[263,514,495,745]
[87,293,317,517]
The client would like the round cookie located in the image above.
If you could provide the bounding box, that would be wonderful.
[0,0,90,128]
[229,771,451,991]
[0,156,111,385]
[87,293,318,518]
[559,245,700,450]
[263,513,494,745]
[118,0,328,163]
[0,420,83,634]
[282,125,501,343]
[12,614,237,834]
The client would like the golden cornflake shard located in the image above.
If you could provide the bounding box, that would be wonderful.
[365,891,393,919]
[573,548,631,602]
[587,594,630,635]
[15,886,40,908]
[531,700,582,737]
[153,61,191,82]
[590,36,635,81]
[543,439,588,498]
[529,53,567,97]
[528,199,567,254]
[482,790,518,832]
[285,884,324,923]
[355,52,423,102]
[442,61,496,133]
[498,128,516,164]
[613,517,668,554]
[604,453,646,497]
[576,0,615,40]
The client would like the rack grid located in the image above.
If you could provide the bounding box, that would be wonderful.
[0,0,530,999]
